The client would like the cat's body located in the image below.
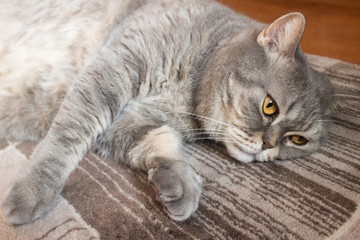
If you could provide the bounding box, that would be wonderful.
[0,0,147,141]
[1,0,333,224]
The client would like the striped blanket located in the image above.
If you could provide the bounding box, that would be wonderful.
[1,54,359,239]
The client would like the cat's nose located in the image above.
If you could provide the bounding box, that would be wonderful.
[262,140,274,150]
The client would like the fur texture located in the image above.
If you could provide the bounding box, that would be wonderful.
[0,0,333,224]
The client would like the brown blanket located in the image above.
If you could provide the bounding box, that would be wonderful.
[1,54,359,239]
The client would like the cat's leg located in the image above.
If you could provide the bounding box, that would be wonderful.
[1,55,134,225]
[96,101,202,221]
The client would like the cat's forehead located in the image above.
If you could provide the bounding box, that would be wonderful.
[230,43,322,110]
[264,56,315,105]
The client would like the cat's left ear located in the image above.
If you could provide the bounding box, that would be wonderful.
[257,12,306,59]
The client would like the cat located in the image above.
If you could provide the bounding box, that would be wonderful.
[0,0,334,224]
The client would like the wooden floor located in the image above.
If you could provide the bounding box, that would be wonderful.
[217,0,360,64]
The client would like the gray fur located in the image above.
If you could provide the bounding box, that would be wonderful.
[1,0,333,224]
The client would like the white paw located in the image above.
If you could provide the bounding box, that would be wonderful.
[255,148,279,162]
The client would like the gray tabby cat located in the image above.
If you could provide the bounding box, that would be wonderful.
[1,0,333,224]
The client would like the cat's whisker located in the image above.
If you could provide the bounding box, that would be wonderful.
[333,94,360,100]
[214,137,234,141]
[192,137,234,144]
[204,135,234,141]
[187,131,228,135]
[179,128,227,133]
[178,111,235,129]
[179,128,205,132]
[213,139,236,144]
[192,137,214,141]
[190,133,230,139]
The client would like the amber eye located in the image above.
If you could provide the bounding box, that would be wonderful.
[290,135,308,145]
[263,95,278,116]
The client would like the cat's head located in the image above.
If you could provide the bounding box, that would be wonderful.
[196,12,334,162]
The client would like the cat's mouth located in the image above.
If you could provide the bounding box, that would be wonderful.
[225,142,255,163]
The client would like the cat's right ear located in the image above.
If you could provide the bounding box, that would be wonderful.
[257,12,306,59]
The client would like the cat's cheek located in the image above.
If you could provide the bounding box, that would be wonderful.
[255,147,279,162]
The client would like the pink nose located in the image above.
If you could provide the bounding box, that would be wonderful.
[262,141,274,150]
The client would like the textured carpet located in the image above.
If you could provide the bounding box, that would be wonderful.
[0,54,359,239]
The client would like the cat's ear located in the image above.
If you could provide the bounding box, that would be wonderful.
[257,12,306,59]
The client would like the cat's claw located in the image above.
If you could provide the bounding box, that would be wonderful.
[148,159,202,221]
[1,176,59,225]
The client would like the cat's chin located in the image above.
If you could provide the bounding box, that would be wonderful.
[225,143,255,163]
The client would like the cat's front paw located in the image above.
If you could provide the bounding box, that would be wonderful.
[148,158,202,221]
[255,148,279,162]
[1,176,59,225]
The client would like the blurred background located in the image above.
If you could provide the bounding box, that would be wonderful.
[217,0,360,64]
